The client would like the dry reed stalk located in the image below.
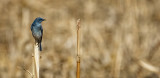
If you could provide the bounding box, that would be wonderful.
[32,53,35,78]
[32,43,40,78]
[76,19,81,78]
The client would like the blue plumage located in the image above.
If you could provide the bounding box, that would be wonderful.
[31,17,45,51]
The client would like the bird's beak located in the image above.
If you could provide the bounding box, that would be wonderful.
[43,19,46,21]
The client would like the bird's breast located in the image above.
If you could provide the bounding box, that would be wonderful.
[32,27,42,38]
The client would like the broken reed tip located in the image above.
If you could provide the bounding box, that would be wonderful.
[77,19,81,30]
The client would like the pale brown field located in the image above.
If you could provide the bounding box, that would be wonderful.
[0,0,160,78]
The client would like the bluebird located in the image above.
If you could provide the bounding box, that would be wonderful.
[31,17,45,51]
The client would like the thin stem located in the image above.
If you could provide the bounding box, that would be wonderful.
[32,43,40,78]
[76,19,81,78]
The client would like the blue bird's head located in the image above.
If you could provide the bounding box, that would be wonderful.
[35,17,46,23]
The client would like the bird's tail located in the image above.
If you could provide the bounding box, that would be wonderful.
[38,43,42,51]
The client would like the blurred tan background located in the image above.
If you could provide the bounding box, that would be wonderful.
[1,0,160,78]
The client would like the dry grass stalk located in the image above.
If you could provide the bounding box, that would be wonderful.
[32,43,40,78]
[76,19,81,78]
[139,60,159,73]
[22,66,33,78]
[18,65,33,78]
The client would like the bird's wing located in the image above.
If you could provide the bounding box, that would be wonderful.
[31,24,35,31]
[40,25,43,42]
[41,25,43,36]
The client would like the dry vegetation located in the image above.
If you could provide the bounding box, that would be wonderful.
[1,0,160,78]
